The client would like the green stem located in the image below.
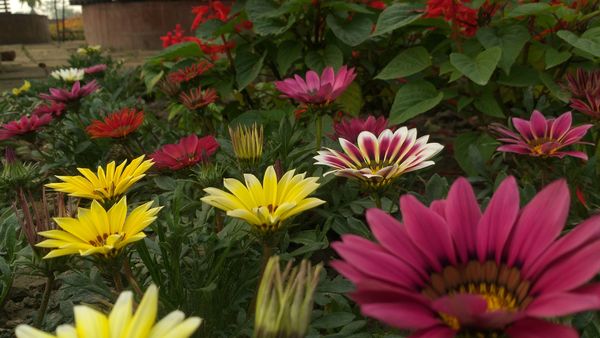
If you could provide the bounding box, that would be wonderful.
[315,114,323,151]
[373,193,382,209]
[123,259,143,297]
[112,268,123,293]
[250,241,273,315]
[35,272,54,327]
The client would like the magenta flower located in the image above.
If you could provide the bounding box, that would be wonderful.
[332,176,600,337]
[275,66,356,105]
[39,80,100,103]
[0,114,53,140]
[150,134,219,170]
[314,128,443,189]
[566,69,600,118]
[84,64,108,75]
[330,116,392,143]
[492,110,591,160]
[33,101,66,117]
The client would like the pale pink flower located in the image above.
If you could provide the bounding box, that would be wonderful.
[84,64,108,74]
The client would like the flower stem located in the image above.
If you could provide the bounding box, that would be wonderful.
[35,272,54,327]
[373,193,382,209]
[315,114,323,151]
[112,269,123,293]
[250,240,274,315]
[123,259,143,298]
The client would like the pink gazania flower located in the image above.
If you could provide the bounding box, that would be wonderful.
[565,69,600,119]
[330,116,393,143]
[491,110,591,160]
[33,101,66,117]
[150,134,219,170]
[275,66,356,106]
[0,114,53,140]
[314,128,443,190]
[332,176,600,338]
[84,64,108,75]
[39,80,100,103]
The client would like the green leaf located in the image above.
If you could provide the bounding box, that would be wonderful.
[450,47,502,86]
[305,45,343,73]
[506,3,552,18]
[497,65,540,87]
[557,28,600,58]
[389,80,443,124]
[454,132,499,176]
[253,16,295,35]
[277,40,302,75]
[336,82,363,116]
[473,91,504,118]
[372,3,423,36]
[312,312,356,329]
[544,47,572,69]
[323,1,373,14]
[375,47,431,80]
[477,26,529,74]
[143,70,164,94]
[146,42,203,65]
[235,51,267,90]
[539,71,570,103]
[326,13,372,47]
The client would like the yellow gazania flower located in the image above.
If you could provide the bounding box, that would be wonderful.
[229,123,263,164]
[46,155,153,201]
[36,197,161,258]
[12,80,31,96]
[15,284,202,338]
[201,165,325,233]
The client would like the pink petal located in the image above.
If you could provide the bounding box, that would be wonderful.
[529,110,548,139]
[525,292,600,317]
[549,111,572,139]
[400,194,457,272]
[445,178,481,263]
[360,302,440,330]
[409,325,456,338]
[506,318,578,338]
[305,70,320,92]
[512,118,533,141]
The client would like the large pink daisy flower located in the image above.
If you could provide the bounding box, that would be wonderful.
[492,110,591,160]
[39,80,100,103]
[275,66,356,105]
[332,176,600,337]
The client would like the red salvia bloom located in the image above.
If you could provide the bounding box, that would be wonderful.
[425,0,479,37]
[33,101,66,117]
[179,87,218,110]
[0,114,53,140]
[191,1,231,31]
[167,61,214,84]
[86,108,144,139]
[150,134,219,170]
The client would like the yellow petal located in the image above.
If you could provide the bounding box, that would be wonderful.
[74,305,109,338]
[108,290,133,338]
[123,284,158,338]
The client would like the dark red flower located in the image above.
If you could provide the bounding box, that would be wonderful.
[425,0,479,37]
[331,116,394,142]
[86,108,144,139]
[33,101,66,117]
[167,61,214,84]
[191,1,231,30]
[367,0,386,9]
[179,87,218,110]
[0,114,53,141]
[150,134,219,170]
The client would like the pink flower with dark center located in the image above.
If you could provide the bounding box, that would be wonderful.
[0,114,53,140]
[315,128,443,189]
[332,176,600,337]
[84,64,108,75]
[275,66,356,105]
[39,80,100,103]
[33,101,66,117]
[566,69,600,118]
[150,134,219,170]
[331,116,393,143]
[491,110,591,160]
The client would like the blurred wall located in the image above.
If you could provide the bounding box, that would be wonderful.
[0,13,52,44]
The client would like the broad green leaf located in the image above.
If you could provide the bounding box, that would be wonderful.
[372,3,423,36]
[454,132,499,176]
[389,80,443,124]
[326,14,372,46]
[277,40,302,75]
[253,16,295,35]
[544,47,571,69]
[539,72,570,103]
[143,70,164,94]
[473,91,504,118]
[336,82,363,116]
[477,25,529,74]
[146,42,203,65]
[450,47,502,86]
[235,51,267,90]
[375,47,431,80]
[305,44,343,73]
[557,28,600,58]
[312,312,355,329]
[506,3,552,18]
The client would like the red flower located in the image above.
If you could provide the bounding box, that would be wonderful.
[0,114,53,140]
[425,0,479,37]
[84,64,108,75]
[191,1,231,31]
[366,0,386,9]
[168,61,214,84]
[150,134,219,170]
[33,101,66,117]
[86,108,144,139]
[179,87,218,110]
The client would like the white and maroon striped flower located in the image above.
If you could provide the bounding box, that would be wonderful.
[314,128,443,189]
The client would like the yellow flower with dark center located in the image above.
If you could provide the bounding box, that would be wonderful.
[36,197,161,258]
[201,166,325,233]
[229,123,263,164]
[15,284,202,338]
[12,80,31,96]
[46,155,153,201]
